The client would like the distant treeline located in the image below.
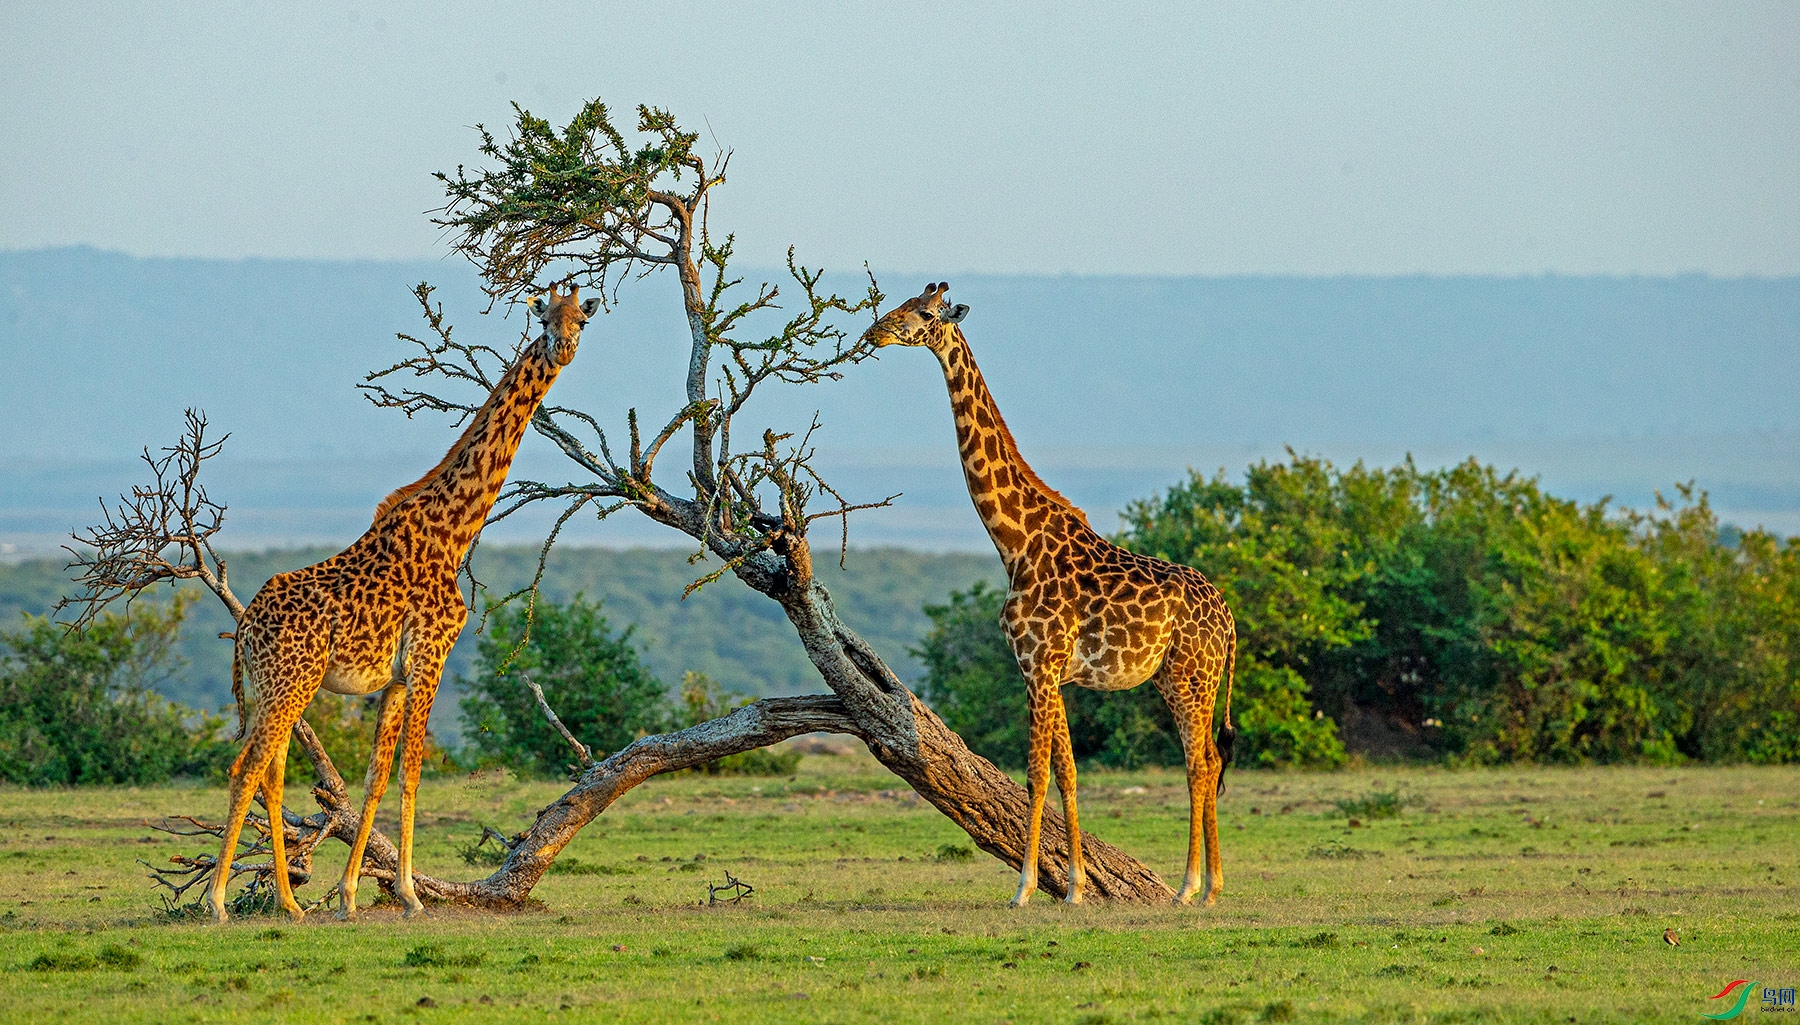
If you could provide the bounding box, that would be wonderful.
[920,455,1799,768]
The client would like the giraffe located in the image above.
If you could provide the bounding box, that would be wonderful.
[863,283,1237,906]
[208,285,600,924]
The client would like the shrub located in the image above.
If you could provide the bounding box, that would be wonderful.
[1118,456,1800,765]
[458,595,674,777]
[0,595,231,785]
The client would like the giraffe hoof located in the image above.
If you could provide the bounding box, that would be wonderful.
[1064,891,1084,906]
[283,907,307,923]
[401,902,427,920]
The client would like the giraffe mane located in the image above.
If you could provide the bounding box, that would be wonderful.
[991,410,1089,526]
[371,412,487,525]
[967,336,1089,526]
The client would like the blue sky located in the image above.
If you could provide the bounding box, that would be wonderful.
[2,1,1796,275]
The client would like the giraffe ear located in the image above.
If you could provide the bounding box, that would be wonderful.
[528,296,549,318]
[580,297,601,317]
[941,303,970,324]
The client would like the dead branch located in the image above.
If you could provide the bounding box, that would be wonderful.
[707,871,754,905]
[146,694,870,910]
[525,674,594,766]
[58,409,245,625]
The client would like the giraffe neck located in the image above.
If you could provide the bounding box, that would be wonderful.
[399,342,561,553]
[933,331,1085,574]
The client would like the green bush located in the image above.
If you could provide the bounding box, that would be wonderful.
[281,691,454,788]
[0,595,231,785]
[458,595,674,777]
[1120,457,1800,765]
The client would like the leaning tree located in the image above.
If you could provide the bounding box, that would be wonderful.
[66,98,1177,909]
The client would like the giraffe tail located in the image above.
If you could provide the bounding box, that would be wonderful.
[1214,629,1237,797]
[230,635,247,742]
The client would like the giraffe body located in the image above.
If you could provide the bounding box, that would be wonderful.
[865,283,1236,906]
[208,286,598,924]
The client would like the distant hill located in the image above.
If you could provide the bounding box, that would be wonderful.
[2,248,1796,554]
[0,546,1002,744]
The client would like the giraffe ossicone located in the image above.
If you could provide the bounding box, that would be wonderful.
[864,282,1238,907]
[208,285,599,924]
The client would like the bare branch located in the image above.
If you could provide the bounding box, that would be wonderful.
[58,409,245,627]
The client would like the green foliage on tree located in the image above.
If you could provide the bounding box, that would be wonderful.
[0,595,230,785]
[458,596,674,777]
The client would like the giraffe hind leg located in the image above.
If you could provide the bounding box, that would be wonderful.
[209,700,307,923]
[264,729,305,921]
[208,736,271,923]
[1156,665,1220,906]
[1202,749,1224,905]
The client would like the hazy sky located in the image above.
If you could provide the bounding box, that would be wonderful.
[2,2,1796,275]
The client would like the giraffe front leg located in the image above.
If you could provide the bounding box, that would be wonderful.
[337,683,406,921]
[263,732,305,921]
[1011,674,1060,908]
[1049,704,1085,905]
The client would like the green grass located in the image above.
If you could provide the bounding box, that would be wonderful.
[0,753,1794,1023]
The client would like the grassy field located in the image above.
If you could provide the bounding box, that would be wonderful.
[0,753,1794,1024]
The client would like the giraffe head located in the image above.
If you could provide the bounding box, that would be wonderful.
[527,284,601,366]
[863,281,970,353]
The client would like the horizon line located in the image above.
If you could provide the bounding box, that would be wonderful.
[4,245,1796,283]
